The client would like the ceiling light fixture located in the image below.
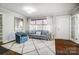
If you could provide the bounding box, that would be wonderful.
[23,6,36,14]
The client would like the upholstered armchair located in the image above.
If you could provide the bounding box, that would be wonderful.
[15,32,28,43]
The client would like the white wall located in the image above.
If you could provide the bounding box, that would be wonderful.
[54,15,71,39]
[47,17,53,33]
[47,15,71,40]
[70,6,79,43]
[0,8,27,43]
[71,13,79,43]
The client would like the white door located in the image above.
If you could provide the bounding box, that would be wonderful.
[55,16,70,39]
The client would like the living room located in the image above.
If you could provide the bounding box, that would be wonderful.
[0,3,79,55]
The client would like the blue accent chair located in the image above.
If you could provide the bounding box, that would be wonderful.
[15,32,28,43]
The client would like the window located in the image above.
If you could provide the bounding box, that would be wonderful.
[36,20,42,24]
[30,19,36,24]
[43,19,47,24]
[29,18,50,31]
[30,18,47,25]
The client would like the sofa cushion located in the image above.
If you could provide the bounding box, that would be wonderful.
[36,31,41,35]
[29,30,36,34]
[41,30,49,35]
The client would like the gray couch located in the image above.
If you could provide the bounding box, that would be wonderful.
[28,30,51,40]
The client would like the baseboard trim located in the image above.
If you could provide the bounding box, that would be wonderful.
[2,40,15,45]
[55,38,70,40]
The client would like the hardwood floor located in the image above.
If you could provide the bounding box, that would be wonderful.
[55,39,79,55]
[0,46,21,55]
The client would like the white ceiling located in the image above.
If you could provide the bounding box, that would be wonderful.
[0,3,78,17]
